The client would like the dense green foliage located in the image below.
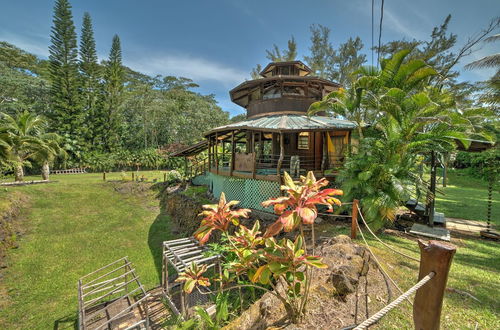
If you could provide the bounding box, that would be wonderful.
[49,0,83,147]
[0,0,229,175]
[454,147,500,180]
[312,49,496,229]
[0,112,65,181]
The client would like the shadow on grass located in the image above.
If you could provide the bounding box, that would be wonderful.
[148,182,180,283]
[148,212,173,283]
[53,313,77,330]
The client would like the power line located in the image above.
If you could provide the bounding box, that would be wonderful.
[377,0,385,68]
[371,0,374,66]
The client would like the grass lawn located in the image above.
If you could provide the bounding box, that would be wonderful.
[363,233,499,329]
[0,170,498,329]
[0,172,174,329]
[318,224,500,329]
[435,169,499,225]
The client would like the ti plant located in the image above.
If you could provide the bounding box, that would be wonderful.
[178,171,342,324]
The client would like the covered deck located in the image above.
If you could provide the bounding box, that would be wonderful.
[204,114,357,182]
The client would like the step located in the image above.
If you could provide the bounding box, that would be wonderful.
[409,223,450,241]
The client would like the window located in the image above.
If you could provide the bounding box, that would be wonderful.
[298,132,309,149]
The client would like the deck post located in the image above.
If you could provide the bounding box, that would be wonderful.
[215,132,219,175]
[351,199,359,239]
[277,132,284,178]
[413,240,456,330]
[252,131,256,179]
[230,130,235,176]
[208,136,211,171]
[184,157,188,179]
[222,137,226,169]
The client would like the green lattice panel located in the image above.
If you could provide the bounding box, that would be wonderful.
[192,173,211,186]
[243,178,280,212]
[204,173,279,212]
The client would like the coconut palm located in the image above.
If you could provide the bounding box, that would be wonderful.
[1,111,64,181]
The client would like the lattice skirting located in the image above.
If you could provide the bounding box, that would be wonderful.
[192,173,280,212]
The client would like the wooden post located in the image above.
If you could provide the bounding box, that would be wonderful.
[184,157,188,178]
[230,130,235,176]
[413,239,456,330]
[102,172,106,181]
[252,131,256,179]
[351,199,359,239]
[215,132,219,175]
[132,172,135,181]
[164,172,167,182]
[277,132,284,176]
[426,151,437,226]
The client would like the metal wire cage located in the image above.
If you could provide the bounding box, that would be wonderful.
[161,237,221,317]
[77,257,150,330]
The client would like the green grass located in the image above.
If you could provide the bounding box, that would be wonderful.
[0,172,174,329]
[435,169,499,225]
[354,233,500,329]
[182,185,210,204]
[0,170,498,329]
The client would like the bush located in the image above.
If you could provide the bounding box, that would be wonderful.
[454,147,499,180]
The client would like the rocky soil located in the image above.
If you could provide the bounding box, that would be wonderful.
[224,235,396,330]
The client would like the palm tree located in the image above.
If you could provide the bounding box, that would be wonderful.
[324,50,494,229]
[309,49,439,139]
[1,111,64,181]
[465,34,499,108]
[32,132,66,180]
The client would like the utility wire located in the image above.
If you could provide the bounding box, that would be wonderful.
[371,0,374,66]
[377,0,385,68]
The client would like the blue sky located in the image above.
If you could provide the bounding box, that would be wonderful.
[1,0,498,116]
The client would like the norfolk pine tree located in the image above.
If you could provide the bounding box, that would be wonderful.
[101,35,125,151]
[79,12,101,148]
[48,0,83,148]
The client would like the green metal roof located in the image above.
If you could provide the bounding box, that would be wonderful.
[205,114,357,136]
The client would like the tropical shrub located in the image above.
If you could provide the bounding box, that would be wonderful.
[165,169,183,182]
[310,49,495,230]
[176,172,342,324]
[0,111,65,181]
[454,147,500,180]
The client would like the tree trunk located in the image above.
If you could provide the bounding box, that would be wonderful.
[42,162,50,181]
[15,165,24,182]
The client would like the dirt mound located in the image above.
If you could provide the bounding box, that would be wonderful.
[0,191,30,268]
[110,181,153,195]
[224,235,395,330]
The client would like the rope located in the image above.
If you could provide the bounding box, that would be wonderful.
[357,222,411,305]
[357,210,420,262]
[354,271,435,330]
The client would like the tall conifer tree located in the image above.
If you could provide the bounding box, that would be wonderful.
[79,12,100,147]
[101,35,124,151]
[48,0,82,146]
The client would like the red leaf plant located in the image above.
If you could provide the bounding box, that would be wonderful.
[262,171,343,237]
[174,262,211,294]
[194,192,251,245]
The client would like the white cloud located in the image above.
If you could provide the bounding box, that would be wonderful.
[125,54,248,87]
[383,8,424,40]
[0,31,49,57]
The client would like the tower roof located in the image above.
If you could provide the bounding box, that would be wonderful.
[259,61,312,77]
